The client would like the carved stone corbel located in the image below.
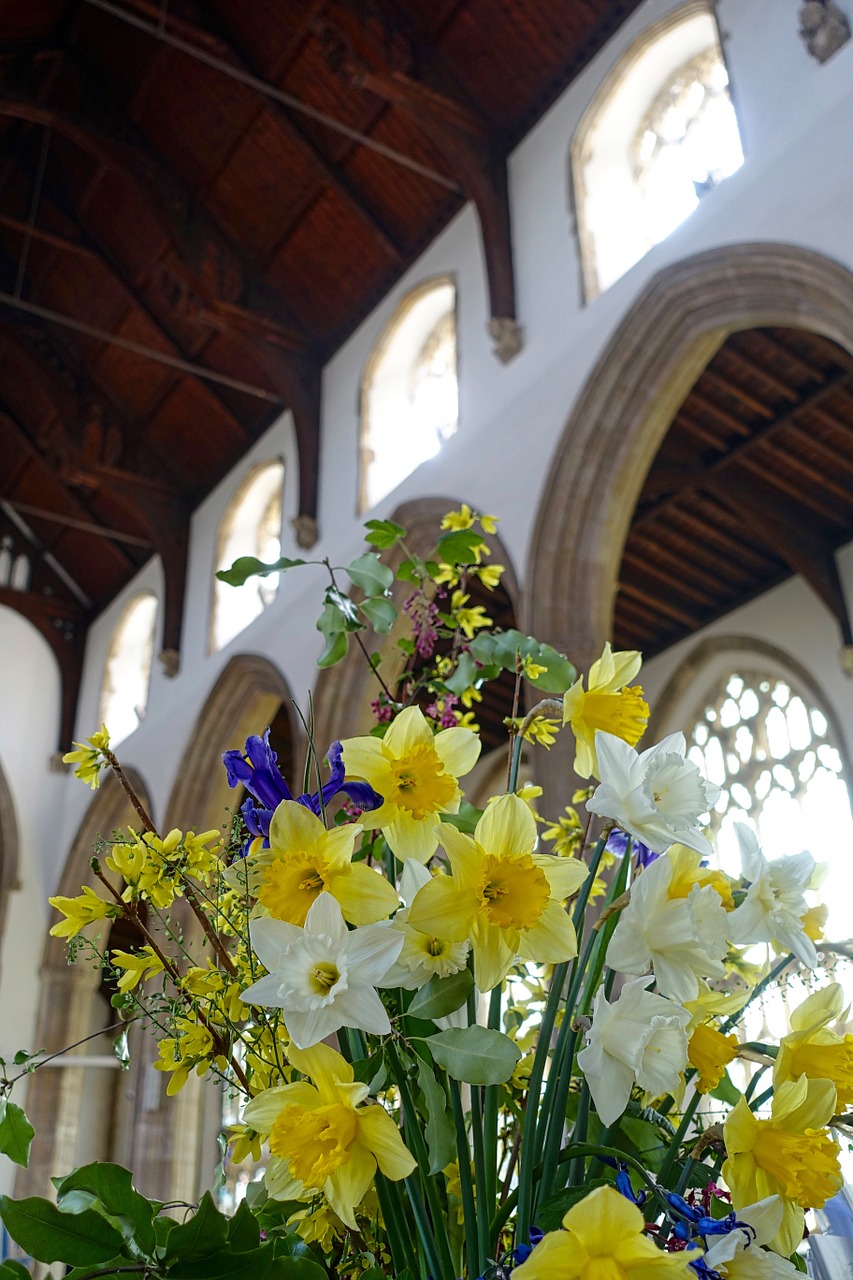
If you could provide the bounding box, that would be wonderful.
[799,1,851,63]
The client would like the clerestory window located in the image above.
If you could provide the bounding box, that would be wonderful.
[211,460,284,653]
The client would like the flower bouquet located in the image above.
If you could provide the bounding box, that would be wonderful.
[0,508,848,1280]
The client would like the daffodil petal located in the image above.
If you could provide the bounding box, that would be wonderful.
[433,726,480,779]
[408,876,477,942]
[288,1041,354,1092]
[535,855,588,899]
[475,793,536,859]
[357,1105,416,1179]
[518,900,577,963]
[265,1155,308,1202]
[385,812,440,863]
[383,705,433,755]
[472,922,515,992]
[325,1142,376,1228]
[331,861,399,924]
[268,799,326,854]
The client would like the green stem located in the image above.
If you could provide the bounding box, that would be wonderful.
[376,1173,417,1276]
[657,1086,704,1186]
[483,986,502,1219]
[450,1077,479,1280]
[515,960,567,1241]
[720,954,794,1034]
[467,987,490,1274]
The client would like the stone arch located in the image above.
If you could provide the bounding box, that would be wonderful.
[17,770,173,1200]
[165,652,298,832]
[0,756,19,948]
[312,497,522,751]
[527,243,853,670]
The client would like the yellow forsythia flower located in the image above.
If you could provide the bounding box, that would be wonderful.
[441,504,475,531]
[62,725,110,789]
[111,944,165,992]
[449,590,492,639]
[49,886,114,938]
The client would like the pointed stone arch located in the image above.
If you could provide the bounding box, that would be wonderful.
[0,756,19,949]
[312,496,522,751]
[165,652,298,832]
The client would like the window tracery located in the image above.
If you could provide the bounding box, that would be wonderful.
[99,592,158,747]
[211,460,284,653]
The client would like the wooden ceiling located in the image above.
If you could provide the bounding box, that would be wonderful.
[614,327,853,658]
[0,0,647,746]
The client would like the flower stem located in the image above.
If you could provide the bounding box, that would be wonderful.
[450,1076,479,1280]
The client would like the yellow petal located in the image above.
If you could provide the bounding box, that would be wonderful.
[437,824,482,882]
[383,706,433,757]
[357,1104,416,1179]
[518,900,578,964]
[288,1042,354,1094]
[563,1183,644,1246]
[268,800,326,854]
[513,1231,586,1280]
[770,1200,807,1259]
[330,862,399,925]
[772,1074,836,1132]
[265,1155,308,1202]
[407,876,477,942]
[789,982,844,1034]
[340,737,388,784]
[326,1141,376,1229]
[318,823,362,870]
[475,793,536,859]
[724,1096,758,1155]
[244,1083,317,1131]
[385,812,441,863]
[535,854,588,899]
[433,726,481,779]
[471,920,516,992]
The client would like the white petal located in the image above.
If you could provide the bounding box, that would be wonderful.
[346,924,405,984]
[286,1002,344,1049]
[305,891,348,944]
[334,983,393,1036]
[241,973,287,1008]
[250,916,303,971]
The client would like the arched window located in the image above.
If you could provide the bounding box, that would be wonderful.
[99,592,158,746]
[687,669,853,942]
[573,4,743,300]
[359,278,458,513]
[211,460,284,653]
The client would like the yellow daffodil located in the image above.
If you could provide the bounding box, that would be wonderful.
[513,1184,691,1280]
[407,793,586,990]
[562,643,649,778]
[687,1022,738,1094]
[227,799,398,926]
[723,1076,842,1255]
[111,944,165,992]
[49,886,115,938]
[802,903,828,942]
[775,982,853,1107]
[341,706,480,863]
[243,1042,415,1228]
[62,725,110,788]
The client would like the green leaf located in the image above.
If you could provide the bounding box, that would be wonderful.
[164,1191,229,1259]
[443,651,480,697]
[408,969,474,1020]
[364,519,405,550]
[216,556,305,587]
[0,1261,32,1280]
[436,529,484,565]
[227,1200,261,1251]
[710,1070,742,1106]
[169,1243,275,1280]
[395,558,418,583]
[0,1100,34,1168]
[316,630,349,668]
[468,629,575,694]
[268,1255,327,1280]
[536,1179,610,1231]
[439,802,484,834]
[427,1026,521,1085]
[316,602,346,636]
[0,1195,124,1265]
[53,1161,157,1257]
[346,553,394,597]
[416,1059,454,1175]
[360,596,397,634]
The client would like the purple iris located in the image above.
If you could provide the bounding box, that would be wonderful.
[605,827,657,868]
[222,730,383,849]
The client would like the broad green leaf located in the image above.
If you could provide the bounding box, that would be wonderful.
[0,1195,124,1265]
[437,529,484,565]
[360,597,397,634]
[164,1191,229,1259]
[443,651,480,697]
[268,1254,327,1280]
[227,1200,261,1251]
[64,1258,126,1280]
[316,630,348,668]
[408,969,474,1020]
[53,1161,157,1256]
[169,1242,275,1280]
[346,553,394,596]
[0,1262,32,1280]
[468,630,575,694]
[316,602,346,636]
[427,1026,521,1085]
[439,802,483,835]
[710,1070,742,1106]
[395,558,418,583]
[320,588,361,632]
[535,1180,610,1231]
[416,1059,454,1175]
[0,1100,34,1168]
[216,556,305,587]
[364,519,405,550]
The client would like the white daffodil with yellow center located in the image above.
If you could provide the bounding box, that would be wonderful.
[226,799,398,927]
[577,976,691,1126]
[341,706,480,863]
[728,823,818,969]
[240,892,403,1048]
[381,860,470,989]
[562,643,649,779]
[243,1042,415,1228]
[723,1075,841,1256]
[406,793,587,991]
[606,845,730,1002]
[587,731,720,857]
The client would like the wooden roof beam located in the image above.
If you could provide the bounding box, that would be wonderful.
[749,329,827,384]
[696,367,777,421]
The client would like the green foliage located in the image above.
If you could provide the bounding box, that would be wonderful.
[346,554,394,597]
[468,629,576,693]
[0,1100,34,1168]
[415,1059,455,1175]
[164,1190,230,1259]
[439,802,484,834]
[216,557,306,587]
[168,1243,275,1280]
[363,519,405,550]
[53,1161,157,1256]
[408,969,474,1020]
[360,597,397,634]
[0,1194,125,1265]
[427,1026,521,1085]
[710,1070,742,1106]
[435,529,484,565]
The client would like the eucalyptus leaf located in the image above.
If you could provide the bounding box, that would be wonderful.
[427,1026,520,1085]
[0,1100,34,1168]
[216,556,305,587]
[0,1195,125,1265]
[415,1059,455,1174]
[360,596,397,634]
[346,553,394,597]
[408,969,474,1020]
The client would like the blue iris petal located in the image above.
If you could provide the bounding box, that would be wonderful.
[605,827,657,867]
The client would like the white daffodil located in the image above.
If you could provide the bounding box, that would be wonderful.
[728,824,817,969]
[702,1196,801,1280]
[577,977,690,1127]
[241,892,403,1048]
[587,732,720,857]
[606,850,729,1002]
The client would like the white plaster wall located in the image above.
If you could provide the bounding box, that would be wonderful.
[3,0,853,1183]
